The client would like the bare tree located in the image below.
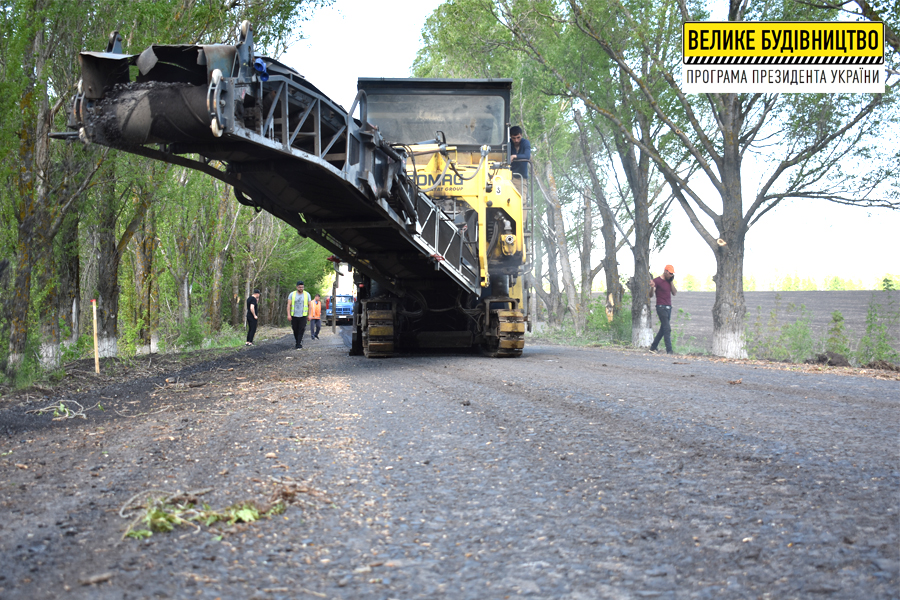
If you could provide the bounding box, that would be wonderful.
[532,132,584,334]
[241,211,283,325]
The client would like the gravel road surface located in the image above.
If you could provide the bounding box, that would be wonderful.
[1,331,897,599]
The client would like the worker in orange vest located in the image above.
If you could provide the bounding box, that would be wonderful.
[309,293,322,340]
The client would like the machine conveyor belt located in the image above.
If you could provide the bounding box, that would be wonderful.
[69,26,480,299]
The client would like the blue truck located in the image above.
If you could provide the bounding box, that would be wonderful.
[325,294,354,325]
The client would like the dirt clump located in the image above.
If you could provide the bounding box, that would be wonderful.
[805,351,852,367]
[863,359,900,372]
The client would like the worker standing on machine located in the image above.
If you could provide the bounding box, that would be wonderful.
[509,125,531,195]
[287,281,311,349]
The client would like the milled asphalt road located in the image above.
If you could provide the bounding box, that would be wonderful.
[0,331,897,599]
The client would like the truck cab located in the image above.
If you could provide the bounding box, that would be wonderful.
[325,294,355,325]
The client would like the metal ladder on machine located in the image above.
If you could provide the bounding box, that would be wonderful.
[514,167,535,334]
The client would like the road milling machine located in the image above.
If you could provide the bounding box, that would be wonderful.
[60,23,531,357]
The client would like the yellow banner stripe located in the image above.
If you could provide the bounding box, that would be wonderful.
[683,22,884,58]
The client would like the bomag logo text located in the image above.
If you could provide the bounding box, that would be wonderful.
[416,173,465,187]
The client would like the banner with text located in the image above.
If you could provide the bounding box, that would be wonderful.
[682,22,885,93]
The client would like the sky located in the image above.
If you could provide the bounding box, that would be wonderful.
[282,0,898,290]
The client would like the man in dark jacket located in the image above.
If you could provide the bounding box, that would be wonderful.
[246,288,260,346]
[509,126,531,195]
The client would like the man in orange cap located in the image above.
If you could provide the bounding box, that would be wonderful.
[649,265,677,353]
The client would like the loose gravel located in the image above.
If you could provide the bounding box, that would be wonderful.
[0,330,897,599]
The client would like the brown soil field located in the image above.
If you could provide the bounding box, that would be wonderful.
[670,290,900,355]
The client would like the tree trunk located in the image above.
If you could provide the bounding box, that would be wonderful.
[177,274,191,326]
[542,211,563,325]
[533,223,544,323]
[574,109,622,321]
[5,4,108,373]
[711,144,748,358]
[537,142,582,334]
[208,189,240,331]
[530,226,552,324]
[96,170,153,357]
[243,272,252,328]
[8,236,35,372]
[96,182,120,357]
[231,265,241,327]
[9,28,57,372]
[38,247,61,368]
[612,110,655,348]
[603,263,622,321]
[527,271,538,330]
[599,210,621,321]
[209,254,225,331]
[59,214,81,348]
[133,211,158,354]
[96,259,120,357]
[579,189,595,314]
[160,245,192,329]
[629,259,653,347]
[662,96,750,359]
[8,35,43,372]
[626,184,654,347]
[712,239,747,358]
[630,204,654,347]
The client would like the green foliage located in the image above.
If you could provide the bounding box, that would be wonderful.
[175,314,204,350]
[91,0,329,57]
[746,317,782,361]
[52,402,76,419]
[125,529,153,540]
[203,325,249,350]
[27,399,93,420]
[681,275,699,291]
[780,308,817,363]
[652,220,672,253]
[855,293,900,365]
[881,274,899,291]
[745,296,817,362]
[125,496,286,539]
[1,0,333,377]
[767,274,879,291]
[584,294,633,346]
[772,273,818,291]
[119,317,146,358]
[670,309,706,355]
[8,326,44,390]
[743,293,899,366]
[58,330,93,364]
[743,276,757,292]
[537,294,632,347]
[823,275,862,291]
[824,311,851,357]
